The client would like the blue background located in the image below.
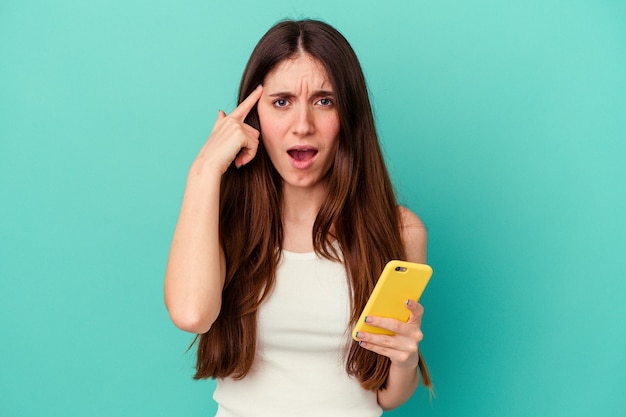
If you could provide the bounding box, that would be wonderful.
[1,1,625,416]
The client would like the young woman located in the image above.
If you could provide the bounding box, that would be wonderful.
[165,19,431,416]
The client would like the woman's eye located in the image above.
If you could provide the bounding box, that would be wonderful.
[318,98,333,106]
[273,99,289,107]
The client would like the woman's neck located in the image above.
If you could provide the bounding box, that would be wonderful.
[281,183,327,253]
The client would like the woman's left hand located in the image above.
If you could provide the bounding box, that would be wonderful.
[355,299,424,368]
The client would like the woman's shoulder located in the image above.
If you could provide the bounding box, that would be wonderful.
[397,206,427,263]
[397,206,425,229]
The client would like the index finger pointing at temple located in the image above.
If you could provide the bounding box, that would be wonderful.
[229,85,263,122]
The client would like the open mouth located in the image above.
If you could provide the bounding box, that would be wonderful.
[287,148,318,161]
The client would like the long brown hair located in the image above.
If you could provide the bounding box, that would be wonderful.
[193,19,431,391]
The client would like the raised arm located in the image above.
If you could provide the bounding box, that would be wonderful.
[164,86,263,334]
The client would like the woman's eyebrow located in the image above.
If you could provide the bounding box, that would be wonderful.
[267,90,335,97]
[313,90,335,97]
[267,92,295,98]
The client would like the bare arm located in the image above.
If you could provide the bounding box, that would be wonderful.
[164,86,263,334]
[356,206,427,410]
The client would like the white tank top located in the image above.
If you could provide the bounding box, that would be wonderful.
[213,249,382,417]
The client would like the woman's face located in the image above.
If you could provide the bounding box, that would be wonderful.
[257,53,340,194]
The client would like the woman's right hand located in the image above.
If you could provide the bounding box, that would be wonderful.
[164,86,263,334]
[193,85,264,176]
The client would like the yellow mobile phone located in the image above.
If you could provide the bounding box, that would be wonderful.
[352,260,432,341]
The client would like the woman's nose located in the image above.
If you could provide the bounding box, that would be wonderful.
[292,105,315,136]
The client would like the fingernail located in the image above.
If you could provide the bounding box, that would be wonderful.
[364,316,372,323]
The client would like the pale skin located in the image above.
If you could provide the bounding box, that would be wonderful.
[164,53,427,410]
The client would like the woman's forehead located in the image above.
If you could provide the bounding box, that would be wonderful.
[264,54,333,92]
